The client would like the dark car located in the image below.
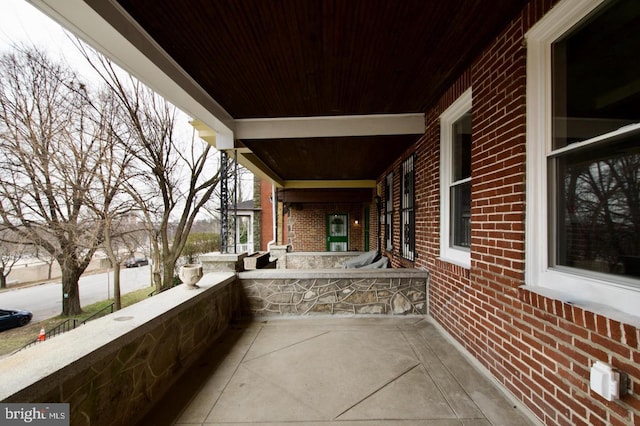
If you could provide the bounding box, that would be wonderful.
[124,257,149,268]
[0,309,33,332]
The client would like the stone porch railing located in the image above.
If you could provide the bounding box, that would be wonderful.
[276,251,367,269]
[0,253,430,426]
[0,272,240,426]
[239,268,429,316]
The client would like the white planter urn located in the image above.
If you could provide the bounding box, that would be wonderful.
[179,263,203,289]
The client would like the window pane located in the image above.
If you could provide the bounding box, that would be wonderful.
[385,173,393,212]
[552,0,640,149]
[385,173,393,250]
[385,218,392,250]
[453,112,472,181]
[401,155,415,260]
[451,181,471,249]
[555,134,640,278]
[403,209,415,259]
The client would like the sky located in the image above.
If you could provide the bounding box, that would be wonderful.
[0,0,153,93]
[0,0,197,136]
[0,0,254,200]
[0,0,194,144]
[0,0,77,60]
[0,0,127,93]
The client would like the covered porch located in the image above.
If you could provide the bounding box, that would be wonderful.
[17,0,640,425]
[0,270,536,425]
[142,315,535,425]
[29,0,529,256]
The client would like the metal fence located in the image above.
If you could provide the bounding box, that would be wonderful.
[16,303,115,353]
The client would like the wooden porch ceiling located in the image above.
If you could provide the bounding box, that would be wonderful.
[74,0,528,188]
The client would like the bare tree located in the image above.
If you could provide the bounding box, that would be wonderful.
[0,46,105,315]
[34,245,56,282]
[77,43,223,292]
[0,232,26,289]
[89,90,140,310]
[563,152,640,273]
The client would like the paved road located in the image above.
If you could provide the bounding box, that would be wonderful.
[0,266,153,321]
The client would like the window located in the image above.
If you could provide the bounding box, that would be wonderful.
[401,155,415,261]
[526,0,640,318]
[440,89,472,267]
[384,172,393,251]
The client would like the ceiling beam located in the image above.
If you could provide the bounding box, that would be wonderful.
[284,180,376,189]
[235,113,425,139]
[237,153,285,188]
[278,189,375,204]
[191,119,286,187]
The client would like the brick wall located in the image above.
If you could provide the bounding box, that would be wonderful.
[259,179,274,251]
[382,156,413,267]
[287,203,368,252]
[517,289,640,426]
[367,202,380,253]
[380,0,640,424]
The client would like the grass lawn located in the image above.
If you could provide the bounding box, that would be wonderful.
[0,286,155,357]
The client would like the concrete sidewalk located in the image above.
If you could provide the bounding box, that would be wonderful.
[141,317,538,425]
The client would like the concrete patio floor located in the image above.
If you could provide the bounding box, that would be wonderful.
[140,316,539,425]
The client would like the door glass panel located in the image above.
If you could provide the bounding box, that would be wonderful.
[327,214,348,252]
[330,215,346,236]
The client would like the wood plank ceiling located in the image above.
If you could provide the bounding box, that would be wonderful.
[115,0,528,189]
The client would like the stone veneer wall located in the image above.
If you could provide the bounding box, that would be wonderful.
[200,252,247,272]
[0,273,240,426]
[277,251,366,269]
[238,269,428,315]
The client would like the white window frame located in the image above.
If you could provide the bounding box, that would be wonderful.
[526,0,640,321]
[440,88,472,268]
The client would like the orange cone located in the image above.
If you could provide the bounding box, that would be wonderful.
[38,327,46,342]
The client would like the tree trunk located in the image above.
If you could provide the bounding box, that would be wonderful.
[149,232,163,293]
[112,262,122,311]
[104,239,122,311]
[59,255,84,316]
[152,251,162,293]
[162,261,175,291]
[0,267,6,289]
[153,270,162,293]
[61,268,83,316]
